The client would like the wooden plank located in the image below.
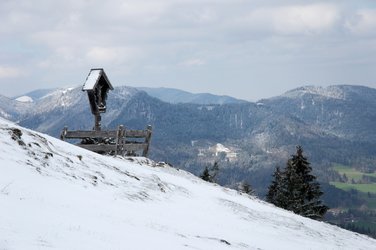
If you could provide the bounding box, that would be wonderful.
[142,125,152,157]
[125,130,148,138]
[78,143,147,153]
[64,129,148,139]
[62,125,152,156]
[77,144,117,152]
[123,143,148,151]
[65,130,117,138]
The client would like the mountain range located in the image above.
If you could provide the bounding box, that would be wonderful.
[1,117,375,249]
[1,85,376,185]
[137,87,247,104]
[2,84,376,236]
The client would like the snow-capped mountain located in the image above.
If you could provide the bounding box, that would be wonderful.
[0,95,32,121]
[1,117,375,249]
[281,85,347,100]
[137,87,247,104]
[13,88,58,102]
[263,85,376,142]
[4,86,141,136]
[2,85,376,188]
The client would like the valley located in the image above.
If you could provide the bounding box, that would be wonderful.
[1,84,376,238]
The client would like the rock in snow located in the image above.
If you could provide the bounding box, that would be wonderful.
[0,117,375,250]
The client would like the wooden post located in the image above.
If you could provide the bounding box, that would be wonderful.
[94,113,101,131]
[60,126,68,141]
[115,125,125,156]
[142,125,152,157]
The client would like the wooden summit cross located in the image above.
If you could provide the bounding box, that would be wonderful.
[60,68,152,157]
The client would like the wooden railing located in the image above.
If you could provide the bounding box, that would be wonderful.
[60,125,152,157]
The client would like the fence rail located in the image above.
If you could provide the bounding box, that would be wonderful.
[60,125,152,157]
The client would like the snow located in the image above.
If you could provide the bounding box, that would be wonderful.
[284,86,346,100]
[33,87,83,112]
[0,109,10,119]
[15,95,33,103]
[0,118,375,250]
[82,69,102,90]
[214,143,231,153]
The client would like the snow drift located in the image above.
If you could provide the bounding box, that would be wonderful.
[0,117,375,250]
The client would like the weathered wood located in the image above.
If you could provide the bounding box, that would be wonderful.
[77,143,147,153]
[62,129,149,139]
[125,130,149,138]
[115,125,125,155]
[61,125,152,157]
[60,126,68,140]
[76,143,147,153]
[142,125,152,157]
[64,130,118,138]
[123,143,149,152]
[77,144,117,152]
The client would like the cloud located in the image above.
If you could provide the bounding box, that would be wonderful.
[345,9,376,36]
[243,4,340,36]
[86,46,142,64]
[0,66,22,78]
[1,0,376,100]
[86,47,122,64]
[179,58,205,67]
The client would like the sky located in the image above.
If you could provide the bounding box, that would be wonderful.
[1,0,376,101]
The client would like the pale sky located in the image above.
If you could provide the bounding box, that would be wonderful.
[1,0,376,101]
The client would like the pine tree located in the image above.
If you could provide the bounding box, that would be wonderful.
[266,166,285,206]
[267,146,328,220]
[210,161,219,183]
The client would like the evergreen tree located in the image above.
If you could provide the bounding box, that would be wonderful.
[267,146,328,220]
[266,166,284,206]
[210,161,219,183]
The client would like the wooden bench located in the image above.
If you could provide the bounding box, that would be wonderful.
[61,125,152,157]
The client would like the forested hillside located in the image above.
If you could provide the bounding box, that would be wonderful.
[2,84,376,237]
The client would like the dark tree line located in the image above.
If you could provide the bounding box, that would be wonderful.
[200,161,256,197]
[266,146,328,220]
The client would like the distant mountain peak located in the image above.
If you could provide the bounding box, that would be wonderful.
[136,86,248,105]
[111,85,140,98]
[283,85,346,100]
[13,88,59,101]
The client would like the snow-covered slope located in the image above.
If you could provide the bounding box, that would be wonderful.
[282,85,346,100]
[15,96,33,103]
[0,118,375,250]
[0,95,32,121]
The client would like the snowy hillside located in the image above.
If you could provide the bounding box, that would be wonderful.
[0,118,375,250]
[282,86,346,100]
[15,96,33,103]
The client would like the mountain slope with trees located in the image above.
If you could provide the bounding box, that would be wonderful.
[1,85,376,236]
[1,85,376,187]
[137,87,247,104]
[1,117,376,249]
